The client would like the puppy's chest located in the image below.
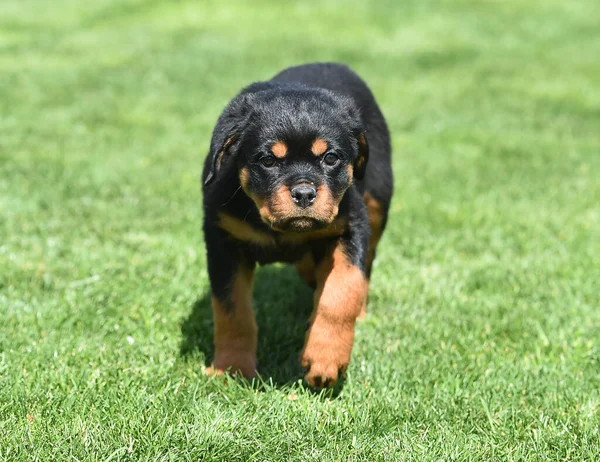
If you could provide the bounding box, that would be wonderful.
[245,243,312,265]
[217,212,346,263]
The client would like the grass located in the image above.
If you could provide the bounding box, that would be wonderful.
[1,0,599,460]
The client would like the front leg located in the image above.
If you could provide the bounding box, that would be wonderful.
[204,222,257,378]
[301,237,369,388]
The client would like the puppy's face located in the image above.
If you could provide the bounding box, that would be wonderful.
[239,136,357,232]
[206,88,368,232]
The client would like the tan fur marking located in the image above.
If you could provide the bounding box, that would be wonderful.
[311,185,338,221]
[360,192,385,318]
[215,135,239,174]
[218,213,275,247]
[301,243,368,388]
[357,132,367,149]
[311,138,328,156]
[215,153,224,172]
[270,185,297,218]
[207,265,257,378]
[363,192,384,275]
[346,164,354,184]
[271,141,288,159]
[239,168,250,191]
[257,185,341,230]
[239,168,268,209]
[355,132,368,174]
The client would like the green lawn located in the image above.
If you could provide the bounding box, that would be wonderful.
[1,0,599,460]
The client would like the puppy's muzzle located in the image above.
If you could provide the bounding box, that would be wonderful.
[290,185,317,209]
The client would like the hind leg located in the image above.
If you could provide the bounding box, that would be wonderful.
[360,192,387,318]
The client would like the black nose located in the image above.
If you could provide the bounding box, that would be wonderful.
[290,185,317,208]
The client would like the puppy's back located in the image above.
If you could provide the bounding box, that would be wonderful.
[271,63,377,118]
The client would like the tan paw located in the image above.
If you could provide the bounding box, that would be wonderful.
[206,350,257,379]
[302,358,348,389]
[300,334,352,389]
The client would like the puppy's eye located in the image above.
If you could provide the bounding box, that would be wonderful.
[260,156,277,168]
[323,152,339,166]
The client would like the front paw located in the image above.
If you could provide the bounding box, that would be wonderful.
[300,327,353,389]
[206,349,257,379]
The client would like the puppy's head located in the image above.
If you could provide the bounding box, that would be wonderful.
[205,85,368,232]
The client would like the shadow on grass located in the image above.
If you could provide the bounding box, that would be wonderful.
[180,264,325,387]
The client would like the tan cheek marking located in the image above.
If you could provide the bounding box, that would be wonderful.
[264,185,345,228]
[311,185,338,221]
[218,213,275,247]
[258,203,275,224]
[263,185,295,225]
[271,141,288,159]
[208,265,257,378]
[239,169,274,223]
[247,152,291,226]
[311,138,328,156]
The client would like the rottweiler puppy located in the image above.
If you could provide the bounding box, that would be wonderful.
[201,63,393,388]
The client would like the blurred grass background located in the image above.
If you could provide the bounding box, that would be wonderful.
[1,0,599,460]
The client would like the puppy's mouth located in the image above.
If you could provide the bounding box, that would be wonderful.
[270,217,329,232]
[254,185,340,233]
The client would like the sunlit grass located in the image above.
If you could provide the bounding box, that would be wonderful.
[1,0,599,460]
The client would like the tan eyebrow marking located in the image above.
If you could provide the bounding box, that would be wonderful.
[271,141,288,158]
[311,138,328,156]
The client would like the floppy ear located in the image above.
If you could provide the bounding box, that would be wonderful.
[353,132,369,180]
[340,95,369,180]
[204,134,239,185]
[204,95,252,185]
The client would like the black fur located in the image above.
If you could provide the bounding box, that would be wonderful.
[202,62,393,308]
